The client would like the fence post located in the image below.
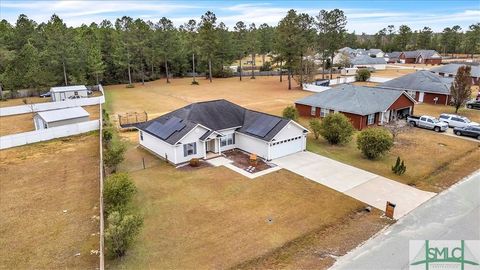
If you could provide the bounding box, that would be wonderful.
[99,95,105,270]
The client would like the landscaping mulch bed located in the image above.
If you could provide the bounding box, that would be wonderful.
[223,149,272,172]
[177,160,213,171]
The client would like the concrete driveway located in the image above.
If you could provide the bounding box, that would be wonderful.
[442,128,480,142]
[274,152,436,219]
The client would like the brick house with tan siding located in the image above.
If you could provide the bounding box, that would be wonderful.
[295,85,416,130]
[380,70,453,105]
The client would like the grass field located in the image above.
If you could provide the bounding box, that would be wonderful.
[105,140,390,269]
[0,133,100,269]
[104,76,310,121]
[0,105,101,136]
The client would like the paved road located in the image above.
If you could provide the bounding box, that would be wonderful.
[274,151,435,219]
[331,171,480,270]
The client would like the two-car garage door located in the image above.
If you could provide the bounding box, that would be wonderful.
[269,135,305,160]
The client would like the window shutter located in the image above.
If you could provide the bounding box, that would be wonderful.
[193,142,197,154]
[183,144,187,157]
[232,133,235,144]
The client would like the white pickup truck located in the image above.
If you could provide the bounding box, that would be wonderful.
[407,115,449,132]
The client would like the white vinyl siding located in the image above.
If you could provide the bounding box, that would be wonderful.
[139,131,176,163]
[235,133,269,159]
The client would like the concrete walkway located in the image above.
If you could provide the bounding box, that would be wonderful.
[331,171,480,270]
[274,151,436,219]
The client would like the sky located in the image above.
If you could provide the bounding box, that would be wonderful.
[1,0,479,34]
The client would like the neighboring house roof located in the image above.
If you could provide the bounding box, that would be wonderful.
[402,50,441,60]
[50,85,88,92]
[430,64,480,78]
[36,107,89,123]
[351,55,387,65]
[386,51,402,58]
[417,50,441,59]
[136,99,300,145]
[380,70,453,94]
[295,84,412,116]
[403,51,419,58]
[366,49,383,55]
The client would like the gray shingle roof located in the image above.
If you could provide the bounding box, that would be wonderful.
[430,64,480,78]
[295,85,409,116]
[380,70,453,94]
[386,51,402,58]
[402,50,441,59]
[137,99,300,145]
[351,55,387,65]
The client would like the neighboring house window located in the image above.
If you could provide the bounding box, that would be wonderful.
[367,114,375,125]
[310,106,316,116]
[320,108,329,117]
[183,142,197,157]
[140,131,143,141]
[74,91,78,95]
[221,133,235,147]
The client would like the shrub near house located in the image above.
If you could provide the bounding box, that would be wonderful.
[357,127,393,159]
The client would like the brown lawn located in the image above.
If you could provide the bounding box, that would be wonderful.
[0,105,100,136]
[0,96,49,107]
[104,76,311,121]
[106,137,390,270]
[0,133,100,269]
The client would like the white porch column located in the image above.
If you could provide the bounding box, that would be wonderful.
[217,138,222,154]
[203,141,207,159]
[380,112,384,125]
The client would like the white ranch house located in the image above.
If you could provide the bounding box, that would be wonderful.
[136,100,308,165]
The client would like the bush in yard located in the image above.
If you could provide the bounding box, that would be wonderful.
[319,113,355,145]
[103,128,113,143]
[104,138,127,172]
[357,127,393,159]
[105,211,143,258]
[104,173,137,214]
[391,156,407,175]
[282,105,299,121]
[309,118,322,140]
[355,69,371,82]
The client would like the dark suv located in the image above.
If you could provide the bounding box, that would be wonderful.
[453,125,480,140]
[466,100,480,110]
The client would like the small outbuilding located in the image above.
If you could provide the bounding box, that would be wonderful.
[33,107,90,130]
[50,85,88,102]
[295,85,416,130]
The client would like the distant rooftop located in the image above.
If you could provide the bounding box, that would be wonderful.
[430,64,480,78]
[296,84,411,116]
[36,107,89,122]
[380,70,453,94]
[50,85,87,92]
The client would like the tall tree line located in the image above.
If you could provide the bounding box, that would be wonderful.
[0,12,478,93]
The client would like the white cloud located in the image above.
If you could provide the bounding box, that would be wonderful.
[2,1,479,33]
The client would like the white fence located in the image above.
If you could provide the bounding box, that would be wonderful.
[0,120,100,150]
[329,76,356,85]
[369,76,394,83]
[0,85,105,117]
[303,84,331,92]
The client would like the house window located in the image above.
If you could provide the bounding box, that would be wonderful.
[183,142,197,157]
[311,106,316,116]
[74,91,78,96]
[367,114,375,125]
[221,133,235,147]
[140,131,144,141]
[320,108,329,117]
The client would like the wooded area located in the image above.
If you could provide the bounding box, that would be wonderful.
[0,9,478,92]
